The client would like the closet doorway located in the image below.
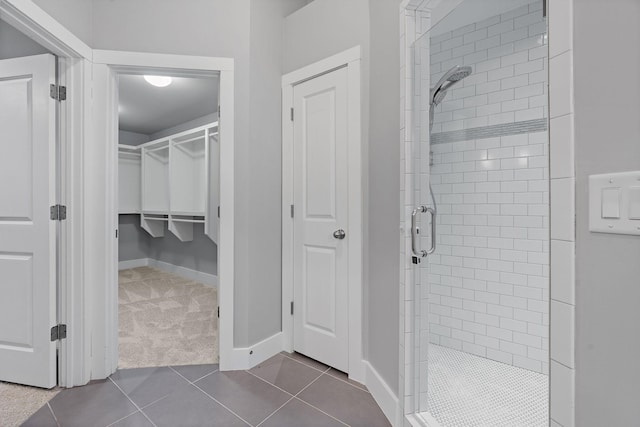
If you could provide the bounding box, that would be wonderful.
[91,51,235,375]
[116,72,220,369]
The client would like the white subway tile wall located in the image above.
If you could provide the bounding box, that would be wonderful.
[425,4,549,375]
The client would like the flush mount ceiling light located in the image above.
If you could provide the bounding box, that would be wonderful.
[144,75,173,87]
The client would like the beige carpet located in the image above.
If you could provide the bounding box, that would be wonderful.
[0,382,59,427]
[118,266,218,369]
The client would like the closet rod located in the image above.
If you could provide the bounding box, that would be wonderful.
[145,145,170,154]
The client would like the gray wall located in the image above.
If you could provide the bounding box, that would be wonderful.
[0,20,50,59]
[32,0,93,46]
[146,224,217,275]
[118,130,149,146]
[573,0,640,425]
[283,0,370,74]
[244,0,310,345]
[118,214,150,261]
[367,0,400,394]
[118,217,217,275]
[283,0,399,394]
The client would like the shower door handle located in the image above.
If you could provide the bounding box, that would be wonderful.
[411,206,436,259]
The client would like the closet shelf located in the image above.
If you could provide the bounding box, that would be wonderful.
[131,122,219,242]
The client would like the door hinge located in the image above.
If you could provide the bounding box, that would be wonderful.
[217,307,220,318]
[218,105,221,117]
[290,108,294,121]
[50,205,67,221]
[50,84,66,101]
[50,324,67,341]
[290,301,294,315]
[217,206,220,218]
[290,204,294,218]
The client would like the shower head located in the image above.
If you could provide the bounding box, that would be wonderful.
[430,65,473,106]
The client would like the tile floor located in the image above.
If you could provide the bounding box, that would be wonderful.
[428,344,548,426]
[22,352,391,427]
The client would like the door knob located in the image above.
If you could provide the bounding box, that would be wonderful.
[333,229,346,240]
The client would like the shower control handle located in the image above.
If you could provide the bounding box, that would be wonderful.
[333,229,346,240]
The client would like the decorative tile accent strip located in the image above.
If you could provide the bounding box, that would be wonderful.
[431,118,548,145]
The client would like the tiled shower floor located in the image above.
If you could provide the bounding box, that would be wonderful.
[428,345,548,427]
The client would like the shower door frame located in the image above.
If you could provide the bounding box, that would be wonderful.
[399,1,578,426]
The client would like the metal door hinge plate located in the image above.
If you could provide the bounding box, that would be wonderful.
[50,205,67,221]
[51,324,67,341]
[50,84,66,101]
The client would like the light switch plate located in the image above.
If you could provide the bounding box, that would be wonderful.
[589,171,640,235]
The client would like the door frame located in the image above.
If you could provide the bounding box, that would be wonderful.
[92,49,236,374]
[0,0,91,387]
[281,46,364,383]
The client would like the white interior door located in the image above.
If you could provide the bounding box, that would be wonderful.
[292,67,349,372]
[0,54,57,388]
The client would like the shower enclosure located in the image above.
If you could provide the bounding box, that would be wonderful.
[403,1,549,425]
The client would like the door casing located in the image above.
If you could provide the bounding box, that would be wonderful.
[282,46,364,383]
[0,0,91,387]
[92,50,236,375]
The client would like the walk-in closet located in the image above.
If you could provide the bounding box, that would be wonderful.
[117,73,220,369]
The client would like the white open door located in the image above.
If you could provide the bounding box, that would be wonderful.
[205,126,220,244]
[0,54,57,388]
[292,67,349,372]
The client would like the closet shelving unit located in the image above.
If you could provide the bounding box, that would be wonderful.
[138,122,219,243]
[118,145,142,214]
[141,138,170,237]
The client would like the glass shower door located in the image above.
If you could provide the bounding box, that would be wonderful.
[411,1,550,425]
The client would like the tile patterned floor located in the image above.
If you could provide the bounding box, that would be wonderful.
[428,344,548,427]
[21,352,391,427]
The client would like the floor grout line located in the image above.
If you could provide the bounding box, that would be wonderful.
[46,402,61,427]
[107,377,158,427]
[104,410,144,427]
[291,397,351,427]
[279,352,330,374]
[244,366,352,427]
[282,368,352,427]
[189,381,254,427]
[254,396,296,427]
[244,369,298,398]
[165,364,220,384]
[279,351,369,393]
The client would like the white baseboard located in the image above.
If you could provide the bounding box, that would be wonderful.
[406,412,441,427]
[118,258,218,288]
[225,332,283,371]
[149,259,218,287]
[364,361,401,427]
[118,258,149,270]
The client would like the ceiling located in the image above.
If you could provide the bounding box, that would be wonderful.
[431,0,536,36]
[118,74,218,135]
